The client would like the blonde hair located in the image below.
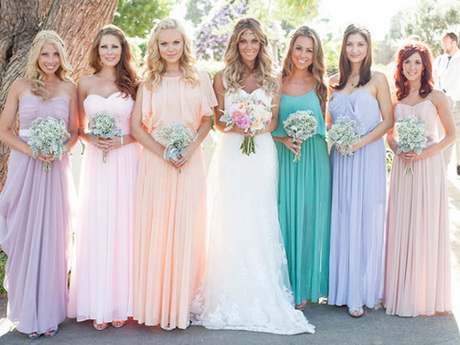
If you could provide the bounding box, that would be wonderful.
[89,24,139,99]
[25,30,72,100]
[282,26,327,115]
[143,18,198,90]
[223,18,278,96]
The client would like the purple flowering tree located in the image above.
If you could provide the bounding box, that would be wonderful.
[195,0,248,60]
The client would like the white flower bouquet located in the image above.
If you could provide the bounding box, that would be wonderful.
[396,115,427,175]
[220,95,273,155]
[155,122,197,172]
[28,116,70,171]
[283,110,318,162]
[87,111,122,163]
[327,115,362,157]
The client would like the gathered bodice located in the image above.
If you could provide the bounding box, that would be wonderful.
[18,95,69,137]
[329,88,381,134]
[273,90,325,138]
[84,92,134,136]
[224,88,272,112]
[394,100,439,147]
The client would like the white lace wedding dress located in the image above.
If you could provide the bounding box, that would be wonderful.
[191,88,315,335]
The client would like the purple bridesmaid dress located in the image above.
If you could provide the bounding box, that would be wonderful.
[328,89,386,310]
[0,95,74,334]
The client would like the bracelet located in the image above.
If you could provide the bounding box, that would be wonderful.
[120,135,124,147]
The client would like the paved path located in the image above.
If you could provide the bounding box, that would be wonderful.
[0,172,459,345]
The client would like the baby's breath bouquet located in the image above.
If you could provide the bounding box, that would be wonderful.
[28,116,70,171]
[396,115,427,175]
[283,110,318,162]
[87,111,122,163]
[328,115,362,157]
[155,122,197,172]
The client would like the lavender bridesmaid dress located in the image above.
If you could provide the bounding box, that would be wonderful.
[0,95,74,334]
[328,88,386,310]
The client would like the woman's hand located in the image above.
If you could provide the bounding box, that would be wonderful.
[35,152,55,163]
[174,142,199,168]
[398,149,425,162]
[281,136,302,156]
[92,136,123,152]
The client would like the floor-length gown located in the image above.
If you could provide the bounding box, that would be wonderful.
[328,88,386,310]
[133,71,217,329]
[273,91,331,304]
[68,92,140,323]
[192,88,315,335]
[384,100,451,317]
[0,95,74,334]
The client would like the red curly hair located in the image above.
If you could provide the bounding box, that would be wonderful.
[394,42,433,101]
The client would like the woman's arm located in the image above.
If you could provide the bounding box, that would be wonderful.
[403,90,456,162]
[175,115,212,168]
[63,81,79,153]
[352,72,394,152]
[0,80,33,156]
[130,83,178,168]
[212,71,248,136]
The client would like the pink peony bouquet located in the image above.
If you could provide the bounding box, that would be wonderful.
[220,95,272,155]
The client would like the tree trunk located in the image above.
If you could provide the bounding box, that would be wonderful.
[0,0,118,190]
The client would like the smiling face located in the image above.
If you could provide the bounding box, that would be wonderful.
[37,43,60,76]
[345,33,368,64]
[238,29,261,63]
[98,34,122,67]
[291,36,314,71]
[402,52,424,82]
[158,28,184,66]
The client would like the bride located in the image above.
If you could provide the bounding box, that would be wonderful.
[192,18,315,335]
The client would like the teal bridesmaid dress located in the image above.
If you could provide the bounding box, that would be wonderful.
[273,90,331,304]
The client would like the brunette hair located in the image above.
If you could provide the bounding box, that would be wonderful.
[333,24,372,90]
[282,25,327,114]
[89,24,139,99]
[394,42,433,101]
[443,32,458,43]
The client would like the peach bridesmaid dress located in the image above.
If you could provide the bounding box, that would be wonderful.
[133,70,217,329]
[384,100,452,317]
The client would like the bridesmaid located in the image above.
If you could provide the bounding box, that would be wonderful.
[384,42,455,317]
[0,31,78,338]
[68,25,140,330]
[272,26,331,309]
[327,24,393,317]
[130,18,217,330]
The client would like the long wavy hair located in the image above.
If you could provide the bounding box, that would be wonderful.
[143,18,198,91]
[89,24,139,99]
[25,30,73,100]
[223,18,278,96]
[394,42,433,101]
[282,26,327,115]
[333,24,372,90]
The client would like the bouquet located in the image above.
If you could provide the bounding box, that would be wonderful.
[395,115,427,175]
[28,116,70,171]
[327,115,362,156]
[155,122,197,172]
[283,110,318,162]
[87,111,122,163]
[220,95,273,155]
